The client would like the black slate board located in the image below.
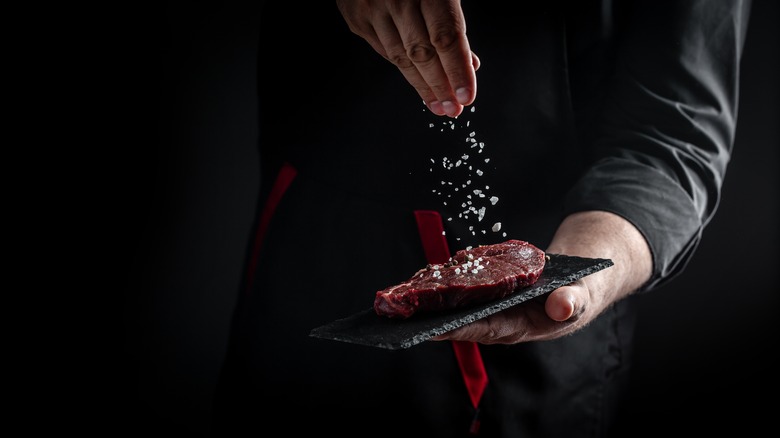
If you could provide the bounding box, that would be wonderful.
[309,254,613,350]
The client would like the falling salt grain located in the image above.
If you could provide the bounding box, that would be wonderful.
[427,105,509,244]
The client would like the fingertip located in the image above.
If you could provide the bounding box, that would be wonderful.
[455,87,473,106]
[442,100,461,117]
[428,100,446,116]
[546,289,576,321]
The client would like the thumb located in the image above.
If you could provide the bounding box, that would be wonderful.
[544,286,579,322]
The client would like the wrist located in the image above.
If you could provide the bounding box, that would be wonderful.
[547,210,652,302]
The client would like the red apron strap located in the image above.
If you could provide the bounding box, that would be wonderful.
[244,162,297,296]
[413,210,453,265]
[451,340,489,409]
[413,210,489,432]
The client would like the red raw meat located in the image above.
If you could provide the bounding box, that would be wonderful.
[374,240,546,318]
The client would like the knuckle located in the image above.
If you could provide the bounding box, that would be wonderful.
[388,50,414,69]
[428,25,462,52]
[484,318,510,343]
[406,42,436,64]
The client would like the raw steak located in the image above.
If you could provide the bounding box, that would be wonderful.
[374,240,546,318]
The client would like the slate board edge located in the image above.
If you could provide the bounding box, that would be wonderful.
[396,257,614,349]
[309,254,614,350]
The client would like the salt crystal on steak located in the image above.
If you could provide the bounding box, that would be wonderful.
[374,240,546,319]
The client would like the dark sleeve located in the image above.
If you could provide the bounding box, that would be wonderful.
[563,0,752,291]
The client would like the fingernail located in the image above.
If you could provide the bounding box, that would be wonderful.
[567,295,579,320]
[455,87,470,105]
[428,101,445,116]
[442,101,458,117]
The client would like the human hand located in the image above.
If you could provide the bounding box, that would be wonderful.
[432,277,601,344]
[336,0,479,117]
[433,211,653,344]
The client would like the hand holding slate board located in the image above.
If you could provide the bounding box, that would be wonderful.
[310,254,613,350]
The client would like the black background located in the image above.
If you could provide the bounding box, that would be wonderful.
[118,1,778,436]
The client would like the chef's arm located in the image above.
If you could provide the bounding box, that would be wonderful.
[564,0,752,293]
[436,0,752,344]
